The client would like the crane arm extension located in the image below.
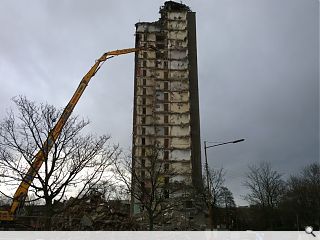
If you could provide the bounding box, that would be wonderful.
[0,47,142,221]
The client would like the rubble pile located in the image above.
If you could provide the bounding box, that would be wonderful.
[51,194,140,230]
[159,207,206,230]
[133,199,206,230]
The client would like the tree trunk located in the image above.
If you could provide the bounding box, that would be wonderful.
[148,211,154,231]
[44,200,54,230]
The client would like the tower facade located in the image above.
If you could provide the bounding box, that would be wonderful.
[132,1,201,214]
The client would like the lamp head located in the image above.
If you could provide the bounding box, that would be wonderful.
[232,139,245,143]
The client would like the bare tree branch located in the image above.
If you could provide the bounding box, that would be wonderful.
[0,96,118,229]
[243,161,285,208]
[113,145,191,230]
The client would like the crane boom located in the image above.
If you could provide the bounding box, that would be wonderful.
[0,47,142,221]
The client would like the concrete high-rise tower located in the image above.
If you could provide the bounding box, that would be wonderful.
[132,1,201,214]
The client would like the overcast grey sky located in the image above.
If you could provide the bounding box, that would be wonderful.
[0,0,318,205]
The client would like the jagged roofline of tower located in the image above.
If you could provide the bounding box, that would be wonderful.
[160,1,191,13]
[135,1,191,27]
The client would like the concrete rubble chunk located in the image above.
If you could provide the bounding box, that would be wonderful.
[81,214,93,227]
[50,194,140,230]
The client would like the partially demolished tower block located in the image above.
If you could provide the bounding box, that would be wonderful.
[132,1,202,214]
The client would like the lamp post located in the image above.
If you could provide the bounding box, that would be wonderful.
[204,138,245,230]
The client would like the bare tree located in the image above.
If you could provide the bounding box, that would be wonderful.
[202,167,236,229]
[219,187,236,209]
[88,180,130,201]
[0,96,119,229]
[243,161,285,208]
[243,161,285,230]
[216,186,236,230]
[114,146,191,230]
[204,167,226,208]
[282,163,320,229]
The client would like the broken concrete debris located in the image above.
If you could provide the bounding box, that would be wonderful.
[51,193,140,230]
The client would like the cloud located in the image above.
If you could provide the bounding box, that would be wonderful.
[0,0,318,204]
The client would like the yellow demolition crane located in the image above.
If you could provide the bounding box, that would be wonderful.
[0,47,144,222]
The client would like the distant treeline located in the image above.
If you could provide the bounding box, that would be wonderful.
[210,162,320,230]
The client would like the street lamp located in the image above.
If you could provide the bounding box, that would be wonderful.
[204,138,245,230]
